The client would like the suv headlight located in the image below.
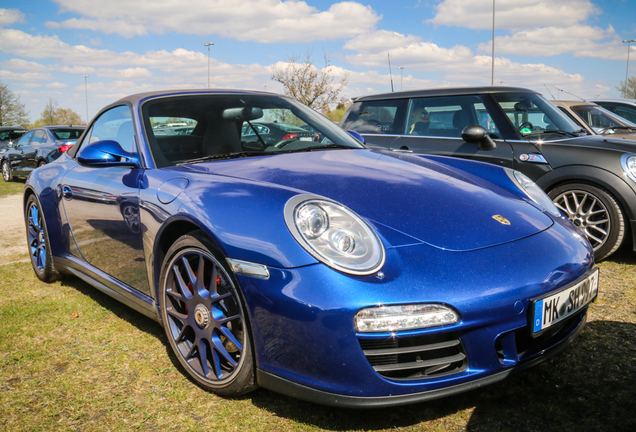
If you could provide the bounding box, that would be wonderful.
[622,154,636,183]
[284,194,385,275]
[506,169,561,217]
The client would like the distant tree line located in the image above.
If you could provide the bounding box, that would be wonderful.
[0,81,84,129]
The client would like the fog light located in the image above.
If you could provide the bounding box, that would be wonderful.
[354,304,459,333]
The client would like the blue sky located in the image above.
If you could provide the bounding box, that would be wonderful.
[1,0,635,123]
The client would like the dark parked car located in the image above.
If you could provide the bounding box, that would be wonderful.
[340,86,636,261]
[591,99,636,124]
[24,89,596,407]
[552,100,636,139]
[1,125,85,181]
[0,125,27,155]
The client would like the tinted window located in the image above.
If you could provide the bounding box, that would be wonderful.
[341,99,407,134]
[405,96,500,138]
[51,128,84,140]
[16,131,34,146]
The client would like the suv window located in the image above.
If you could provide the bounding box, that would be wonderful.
[341,99,408,135]
[405,96,500,138]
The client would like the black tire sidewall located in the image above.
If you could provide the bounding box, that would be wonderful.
[158,230,257,396]
[548,182,625,261]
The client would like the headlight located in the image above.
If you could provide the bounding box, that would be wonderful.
[355,304,459,333]
[621,154,636,183]
[506,169,561,217]
[284,194,385,275]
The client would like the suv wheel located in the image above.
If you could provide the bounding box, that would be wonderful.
[549,182,625,261]
[2,160,12,182]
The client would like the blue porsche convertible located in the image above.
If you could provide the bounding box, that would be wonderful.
[24,90,598,407]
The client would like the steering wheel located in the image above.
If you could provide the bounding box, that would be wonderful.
[518,122,533,131]
[273,138,297,149]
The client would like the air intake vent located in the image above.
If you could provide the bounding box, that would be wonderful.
[358,332,467,380]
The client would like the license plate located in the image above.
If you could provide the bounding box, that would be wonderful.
[531,268,599,334]
[300,137,313,141]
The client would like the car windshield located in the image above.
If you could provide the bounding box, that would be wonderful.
[141,93,364,168]
[491,93,581,138]
[569,105,636,134]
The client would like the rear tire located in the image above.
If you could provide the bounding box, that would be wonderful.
[158,230,257,396]
[549,182,625,261]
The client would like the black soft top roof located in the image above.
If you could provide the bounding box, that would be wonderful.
[351,86,538,102]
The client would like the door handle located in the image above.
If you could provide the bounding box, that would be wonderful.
[62,186,73,199]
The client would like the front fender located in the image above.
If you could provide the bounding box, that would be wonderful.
[535,164,636,221]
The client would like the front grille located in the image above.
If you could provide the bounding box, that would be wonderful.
[496,310,585,364]
[358,332,467,380]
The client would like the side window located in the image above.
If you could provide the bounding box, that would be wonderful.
[82,105,135,153]
[342,100,407,135]
[614,106,636,123]
[406,96,499,138]
[32,130,47,144]
[16,131,34,146]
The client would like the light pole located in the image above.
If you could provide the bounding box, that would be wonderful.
[204,42,214,89]
[491,0,496,86]
[398,67,406,91]
[83,75,89,124]
[623,39,636,89]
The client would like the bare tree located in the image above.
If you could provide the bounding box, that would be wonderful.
[271,51,349,114]
[0,82,30,127]
[34,98,83,126]
[617,76,636,99]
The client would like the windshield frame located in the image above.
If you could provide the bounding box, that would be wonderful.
[489,92,582,140]
[140,93,365,168]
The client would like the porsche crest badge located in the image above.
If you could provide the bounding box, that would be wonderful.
[492,215,511,225]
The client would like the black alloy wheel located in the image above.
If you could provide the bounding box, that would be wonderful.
[549,182,625,261]
[158,230,257,396]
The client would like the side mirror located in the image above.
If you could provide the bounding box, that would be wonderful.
[461,125,497,151]
[347,130,365,144]
[77,139,138,167]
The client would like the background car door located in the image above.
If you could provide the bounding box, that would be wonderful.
[7,130,33,172]
[389,95,515,168]
[61,105,150,294]
[22,129,47,168]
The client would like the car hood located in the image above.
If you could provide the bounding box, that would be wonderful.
[540,134,636,152]
[186,149,553,251]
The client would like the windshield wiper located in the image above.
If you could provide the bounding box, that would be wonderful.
[177,151,266,165]
[523,129,580,138]
[282,143,356,153]
[599,126,636,134]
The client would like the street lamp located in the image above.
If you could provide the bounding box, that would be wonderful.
[398,67,406,91]
[491,0,496,86]
[623,39,636,88]
[83,75,89,124]
[204,42,214,89]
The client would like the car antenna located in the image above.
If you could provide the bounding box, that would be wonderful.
[388,54,394,92]
[552,86,586,101]
[543,84,556,99]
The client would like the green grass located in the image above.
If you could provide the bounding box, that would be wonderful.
[1,244,635,431]
[0,176,25,197]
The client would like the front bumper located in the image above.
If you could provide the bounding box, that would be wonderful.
[235,216,594,407]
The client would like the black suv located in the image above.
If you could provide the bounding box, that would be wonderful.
[340,86,636,260]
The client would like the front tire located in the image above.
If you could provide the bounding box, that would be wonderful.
[25,194,61,282]
[549,182,625,261]
[158,230,257,396]
[2,160,12,182]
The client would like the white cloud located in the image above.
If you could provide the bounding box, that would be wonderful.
[427,0,599,31]
[0,8,24,27]
[47,0,380,43]
[478,25,624,60]
[47,82,68,88]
